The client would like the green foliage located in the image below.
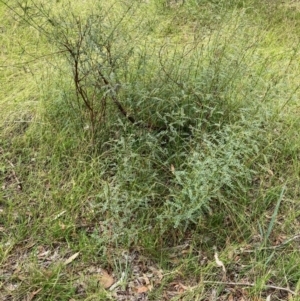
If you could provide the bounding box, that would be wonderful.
[3,0,299,234]
[1,0,300,299]
[161,123,261,229]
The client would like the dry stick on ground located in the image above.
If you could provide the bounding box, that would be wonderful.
[238,234,300,253]
[202,281,296,296]
[205,235,300,296]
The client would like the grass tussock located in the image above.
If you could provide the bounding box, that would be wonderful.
[1,0,300,300]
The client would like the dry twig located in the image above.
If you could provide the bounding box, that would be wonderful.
[202,280,296,296]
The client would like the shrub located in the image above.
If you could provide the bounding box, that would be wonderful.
[5,0,299,236]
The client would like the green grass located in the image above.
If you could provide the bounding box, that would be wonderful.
[1,0,300,300]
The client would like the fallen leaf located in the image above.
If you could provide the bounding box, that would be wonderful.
[59,222,66,230]
[227,294,234,301]
[6,283,18,291]
[38,250,50,259]
[53,210,66,221]
[170,281,190,293]
[135,286,149,294]
[209,288,217,301]
[214,251,226,273]
[27,288,42,301]
[149,266,164,280]
[142,274,150,285]
[64,252,80,265]
[17,274,26,281]
[98,270,114,289]
[178,282,189,291]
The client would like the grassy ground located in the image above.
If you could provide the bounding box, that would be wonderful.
[1,0,300,300]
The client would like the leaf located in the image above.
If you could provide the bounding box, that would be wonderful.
[59,222,66,230]
[178,282,189,291]
[214,251,226,273]
[209,289,217,301]
[149,266,164,280]
[227,294,234,301]
[64,252,80,265]
[143,274,150,285]
[135,286,149,294]
[27,288,42,301]
[52,210,66,221]
[98,270,114,289]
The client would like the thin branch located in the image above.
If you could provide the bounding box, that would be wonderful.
[238,234,300,253]
[158,44,203,108]
[202,280,296,295]
[63,42,93,112]
[0,50,68,68]
[1,0,49,36]
[96,69,167,132]
[158,44,184,89]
